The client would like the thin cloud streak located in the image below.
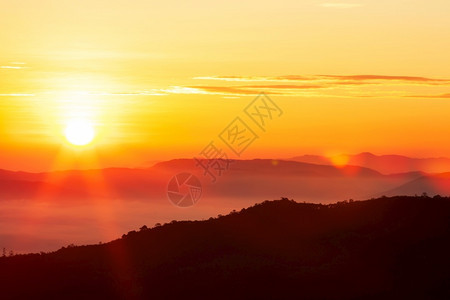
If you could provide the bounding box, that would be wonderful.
[0,94,35,97]
[186,86,281,95]
[183,74,450,97]
[320,75,449,82]
[194,74,450,85]
[193,75,312,82]
[239,85,326,89]
[405,93,450,99]
[0,66,25,69]
[4,74,448,98]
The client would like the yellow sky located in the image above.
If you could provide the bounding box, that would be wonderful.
[1,0,450,171]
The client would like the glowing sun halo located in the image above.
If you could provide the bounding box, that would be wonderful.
[64,119,95,146]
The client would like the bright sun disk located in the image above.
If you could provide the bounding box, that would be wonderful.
[64,119,95,146]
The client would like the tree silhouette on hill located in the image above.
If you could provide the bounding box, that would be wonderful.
[0,195,449,299]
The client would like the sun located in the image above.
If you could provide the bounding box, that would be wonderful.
[64,119,95,146]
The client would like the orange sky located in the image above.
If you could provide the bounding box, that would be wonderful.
[1,0,450,171]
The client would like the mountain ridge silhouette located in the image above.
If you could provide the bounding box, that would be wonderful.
[1,158,449,202]
[292,152,450,174]
[1,196,449,299]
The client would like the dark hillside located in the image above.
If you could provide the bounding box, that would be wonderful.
[1,196,449,299]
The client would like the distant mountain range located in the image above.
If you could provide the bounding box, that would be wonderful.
[1,196,449,299]
[383,172,450,197]
[5,157,448,254]
[291,152,450,174]
[1,156,450,203]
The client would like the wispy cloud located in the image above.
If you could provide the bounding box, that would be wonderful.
[405,93,450,99]
[0,94,35,97]
[320,74,448,83]
[0,66,24,69]
[0,62,28,69]
[183,74,450,97]
[184,86,280,95]
[87,90,166,96]
[320,3,363,8]
[160,86,211,95]
[239,85,325,89]
[6,74,448,99]
[193,75,311,82]
[194,74,450,85]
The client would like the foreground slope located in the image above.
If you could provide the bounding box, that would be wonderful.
[1,196,449,299]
